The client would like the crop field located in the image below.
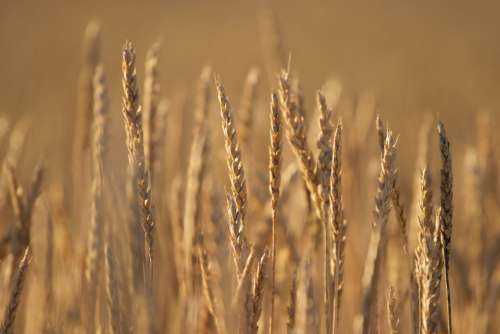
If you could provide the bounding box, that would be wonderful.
[0,1,498,333]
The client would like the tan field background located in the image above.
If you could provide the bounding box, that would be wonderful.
[0,0,499,333]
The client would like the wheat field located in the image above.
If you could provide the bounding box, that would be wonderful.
[0,2,499,334]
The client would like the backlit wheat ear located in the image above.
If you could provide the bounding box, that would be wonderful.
[355,131,397,334]
[278,70,321,219]
[122,41,155,291]
[415,168,442,334]
[215,76,248,225]
[437,121,453,334]
[376,114,408,254]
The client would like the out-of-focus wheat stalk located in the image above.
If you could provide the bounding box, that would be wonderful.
[84,64,108,332]
[239,67,260,150]
[143,42,160,178]
[0,246,30,334]
[105,241,122,334]
[73,21,100,217]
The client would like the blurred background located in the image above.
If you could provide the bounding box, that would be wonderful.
[2,1,500,163]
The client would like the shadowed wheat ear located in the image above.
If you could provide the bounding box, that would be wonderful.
[437,121,453,334]
[355,130,397,334]
[122,41,155,291]
[84,64,108,331]
[269,91,282,334]
[0,246,30,334]
[316,90,334,334]
[278,70,321,219]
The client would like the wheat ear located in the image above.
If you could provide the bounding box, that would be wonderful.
[415,168,442,334]
[215,76,248,225]
[268,91,282,334]
[316,90,334,334]
[278,71,321,219]
[354,131,397,334]
[122,41,155,291]
[437,121,453,334]
[331,120,345,334]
